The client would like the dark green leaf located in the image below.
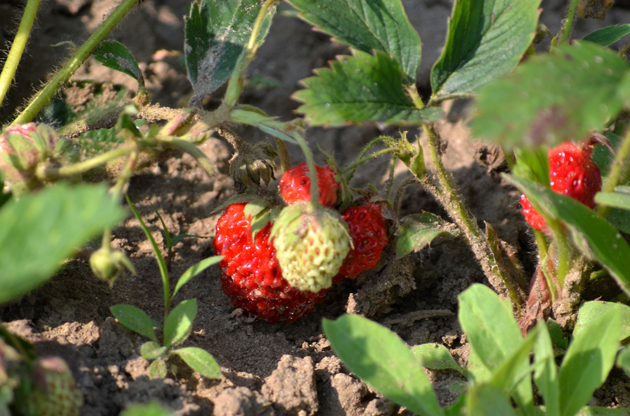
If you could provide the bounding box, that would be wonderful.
[559,304,621,416]
[93,40,144,86]
[294,50,443,127]
[172,347,222,379]
[323,314,444,416]
[148,358,167,379]
[0,183,125,304]
[164,299,197,348]
[547,318,568,350]
[534,322,560,416]
[513,147,549,185]
[120,401,174,416]
[458,284,533,411]
[592,131,622,178]
[184,0,275,104]
[430,0,541,103]
[583,24,630,46]
[110,305,158,342]
[504,174,630,296]
[466,384,516,416]
[470,42,629,150]
[397,212,459,258]
[411,343,465,375]
[173,256,223,299]
[141,341,167,360]
[574,301,630,343]
[289,0,421,82]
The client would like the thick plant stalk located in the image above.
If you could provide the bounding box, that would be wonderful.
[10,0,140,126]
[422,123,525,306]
[0,0,41,109]
[559,0,579,44]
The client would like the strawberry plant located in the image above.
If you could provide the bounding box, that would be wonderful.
[2,0,630,412]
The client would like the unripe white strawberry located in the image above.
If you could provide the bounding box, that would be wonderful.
[272,203,352,292]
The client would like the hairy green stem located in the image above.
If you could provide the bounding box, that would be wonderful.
[344,136,387,183]
[422,123,521,305]
[341,148,395,176]
[38,146,133,179]
[10,0,139,126]
[533,229,559,301]
[224,0,279,108]
[548,218,571,287]
[0,0,41,109]
[559,0,579,44]
[110,151,137,200]
[597,126,630,217]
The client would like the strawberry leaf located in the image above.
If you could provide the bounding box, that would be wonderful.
[583,24,630,46]
[396,212,459,258]
[323,314,444,416]
[294,50,443,127]
[470,42,629,150]
[184,0,275,105]
[288,0,421,82]
[93,40,144,86]
[0,183,125,304]
[430,0,541,103]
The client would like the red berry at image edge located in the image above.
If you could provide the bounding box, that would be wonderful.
[520,141,602,232]
[279,162,339,207]
[213,203,329,323]
[337,203,388,280]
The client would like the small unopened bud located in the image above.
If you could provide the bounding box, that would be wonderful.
[90,247,136,286]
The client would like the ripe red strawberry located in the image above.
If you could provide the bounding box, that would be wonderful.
[337,203,388,280]
[279,162,339,207]
[213,203,329,323]
[22,357,83,416]
[521,141,602,231]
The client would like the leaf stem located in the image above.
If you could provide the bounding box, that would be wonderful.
[597,126,630,217]
[559,0,579,45]
[422,123,522,305]
[38,146,133,179]
[10,0,139,125]
[0,0,41,109]
[344,136,387,182]
[547,218,571,287]
[341,148,395,175]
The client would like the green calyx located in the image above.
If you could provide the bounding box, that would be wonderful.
[271,203,352,293]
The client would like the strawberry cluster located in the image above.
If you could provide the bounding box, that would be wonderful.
[213,162,389,323]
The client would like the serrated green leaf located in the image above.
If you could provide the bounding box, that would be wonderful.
[430,0,541,103]
[93,40,144,86]
[110,304,158,342]
[164,299,197,348]
[471,42,629,150]
[141,341,167,360]
[0,183,125,304]
[534,322,560,416]
[323,314,444,416]
[120,402,174,416]
[559,304,621,416]
[396,212,459,258]
[173,256,223,299]
[466,384,516,416]
[289,0,421,82]
[583,24,630,46]
[458,284,533,413]
[574,301,630,343]
[412,343,465,375]
[148,358,167,379]
[184,0,275,104]
[172,347,221,379]
[504,174,630,296]
[294,50,443,127]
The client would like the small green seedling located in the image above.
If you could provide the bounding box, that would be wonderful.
[324,284,628,416]
[109,196,222,380]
